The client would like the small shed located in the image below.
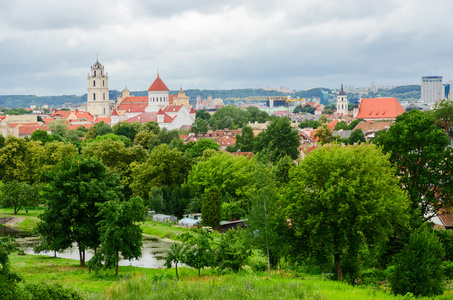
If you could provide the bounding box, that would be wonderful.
[178,218,201,228]
[183,213,202,220]
[219,219,246,233]
[153,214,177,224]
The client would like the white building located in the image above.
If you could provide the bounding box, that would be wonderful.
[421,76,443,103]
[336,84,348,115]
[87,59,110,116]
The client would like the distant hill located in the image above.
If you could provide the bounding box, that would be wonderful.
[375,85,421,102]
[0,87,332,109]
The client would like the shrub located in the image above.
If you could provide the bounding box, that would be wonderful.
[390,229,445,297]
[24,282,83,300]
[443,260,453,280]
[221,201,246,221]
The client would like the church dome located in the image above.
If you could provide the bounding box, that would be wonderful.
[148,74,169,92]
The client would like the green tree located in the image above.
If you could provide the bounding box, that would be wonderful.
[164,242,186,280]
[254,117,300,161]
[432,99,453,133]
[94,121,113,136]
[246,106,270,123]
[313,123,334,145]
[221,201,246,221]
[348,128,365,144]
[0,236,22,300]
[191,118,209,134]
[113,121,139,140]
[217,228,252,273]
[140,121,160,135]
[201,186,222,229]
[30,129,54,144]
[209,105,250,130]
[247,161,283,277]
[186,138,219,157]
[390,229,445,297]
[284,145,409,281]
[298,119,321,129]
[88,196,145,275]
[47,119,69,136]
[195,109,212,121]
[318,114,328,124]
[182,231,215,277]
[130,144,186,199]
[375,110,453,221]
[0,136,28,182]
[0,181,40,214]
[36,156,123,266]
[235,125,255,152]
[134,130,151,149]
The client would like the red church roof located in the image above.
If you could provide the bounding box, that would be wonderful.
[148,74,169,92]
[355,98,405,120]
[163,105,183,113]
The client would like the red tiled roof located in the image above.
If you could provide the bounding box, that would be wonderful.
[162,114,174,123]
[126,112,158,124]
[95,117,111,124]
[327,120,339,130]
[163,105,184,113]
[111,110,118,116]
[189,107,196,114]
[354,121,392,132]
[0,116,6,121]
[120,96,148,104]
[355,98,405,120]
[42,118,54,124]
[169,95,175,105]
[148,74,169,91]
[8,122,40,128]
[157,108,164,115]
[18,125,48,135]
[125,104,147,113]
[216,136,236,147]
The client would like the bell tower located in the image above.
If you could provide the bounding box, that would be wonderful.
[87,58,110,116]
[336,84,348,115]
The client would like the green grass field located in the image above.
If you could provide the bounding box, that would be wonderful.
[0,206,45,232]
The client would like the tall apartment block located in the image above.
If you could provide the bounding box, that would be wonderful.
[421,76,444,103]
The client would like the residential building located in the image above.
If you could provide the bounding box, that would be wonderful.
[421,76,443,103]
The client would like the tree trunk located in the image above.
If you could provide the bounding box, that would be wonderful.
[116,252,119,275]
[266,243,271,278]
[175,263,179,281]
[54,250,56,258]
[14,205,21,215]
[79,250,85,266]
[334,253,343,281]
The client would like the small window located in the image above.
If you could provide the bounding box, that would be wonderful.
[103,80,105,86]
[93,80,95,87]
[103,93,105,100]
[94,70,96,76]
[93,93,96,100]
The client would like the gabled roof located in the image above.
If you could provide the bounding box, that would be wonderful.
[111,109,118,116]
[125,104,147,113]
[163,105,184,113]
[189,107,196,114]
[95,117,111,124]
[126,112,158,124]
[148,74,169,91]
[18,125,48,135]
[355,98,405,120]
[327,120,339,130]
[120,96,148,104]
[354,121,392,132]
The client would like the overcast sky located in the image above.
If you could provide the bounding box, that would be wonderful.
[1,0,453,96]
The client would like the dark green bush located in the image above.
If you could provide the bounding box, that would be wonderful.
[443,260,453,280]
[390,229,445,297]
[24,282,83,300]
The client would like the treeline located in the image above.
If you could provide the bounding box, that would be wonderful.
[0,95,86,109]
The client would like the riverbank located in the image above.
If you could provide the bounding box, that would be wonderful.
[0,207,44,232]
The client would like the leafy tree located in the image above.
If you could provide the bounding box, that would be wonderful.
[0,136,28,182]
[318,114,328,124]
[221,201,246,221]
[94,121,113,136]
[112,121,139,140]
[284,145,410,281]
[30,129,54,144]
[140,121,160,135]
[293,104,315,114]
[375,110,453,221]
[432,99,453,132]
[187,153,254,205]
[390,229,445,297]
[313,123,334,145]
[245,106,270,123]
[235,125,254,152]
[0,181,40,214]
[348,128,365,144]
[36,156,123,266]
[347,119,363,130]
[274,155,296,186]
[217,228,252,272]
[0,236,22,300]
[130,144,186,199]
[209,105,250,130]
[63,129,86,147]
[88,196,145,275]
[195,109,212,121]
[298,119,321,129]
[254,117,300,161]
[47,119,69,136]
[225,145,237,152]
[134,130,151,149]
[247,161,284,277]
[84,132,132,148]
[182,231,215,277]
[201,186,222,229]
[186,138,219,157]
[0,134,5,148]
[333,120,348,130]
[191,118,209,134]
[164,242,186,280]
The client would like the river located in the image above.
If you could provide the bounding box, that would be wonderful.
[0,225,173,268]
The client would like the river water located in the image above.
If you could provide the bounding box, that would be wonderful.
[0,225,173,268]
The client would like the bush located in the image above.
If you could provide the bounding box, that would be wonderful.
[390,229,445,297]
[221,202,246,221]
[443,260,453,280]
[24,282,83,300]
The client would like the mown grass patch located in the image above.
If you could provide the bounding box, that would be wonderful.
[140,220,191,240]
[0,206,44,232]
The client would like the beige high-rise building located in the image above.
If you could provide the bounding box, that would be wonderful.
[87,59,110,116]
[421,76,443,103]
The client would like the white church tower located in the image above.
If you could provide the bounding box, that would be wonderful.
[336,84,348,115]
[145,71,170,112]
[87,59,110,116]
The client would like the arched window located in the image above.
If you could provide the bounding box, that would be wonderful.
[94,71,96,76]
[93,80,95,87]
[93,93,96,100]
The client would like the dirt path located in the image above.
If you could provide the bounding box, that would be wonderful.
[4,217,25,227]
